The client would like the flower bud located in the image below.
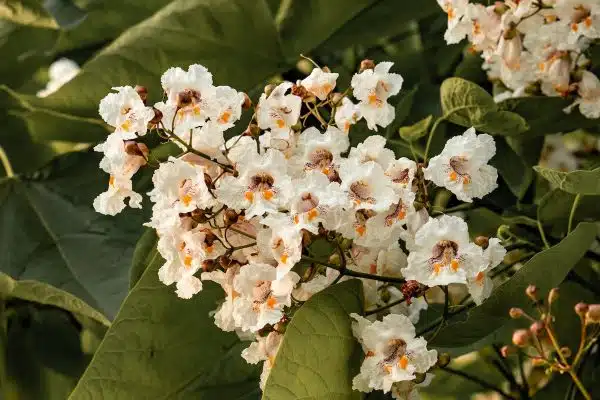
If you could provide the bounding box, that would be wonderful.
[191,209,208,223]
[575,302,589,317]
[249,123,260,137]
[135,85,148,103]
[291,84,309,99]
[500,345,512,358]
[548,288,559,304]
[264,84,276,97]
[413,373,427,384]
[509,308,524,319]
[437,353,451,367]
[526,285,538,301]
[223,209,239,226]
[359,59,375,72]
[379,287,391,303]
[474,236,489,249]
[530,321,545,336]
[559,347,572,358]
[291,122,303,132]
[328,253,341,265]
[201,259,216,273]
[242,93,252,110]
[496,224,512,241]
[585,304,600,324]
[218,255,233,269]
[512,329,530,347]
[531,357,546,367]
[321,66,331,73]
[203,172,213,188]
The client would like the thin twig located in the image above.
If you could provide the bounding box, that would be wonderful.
[440,366,518,400]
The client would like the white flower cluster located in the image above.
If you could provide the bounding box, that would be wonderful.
[438,0,600,118]
[93,61,506,396]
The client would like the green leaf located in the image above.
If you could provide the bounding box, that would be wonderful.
[533,166,600,195]
[439,77,528,136]
[399,115,432,142]
[69,248,261,399]
[491,138,534,199]
[431,222,597,347]
[0,272,109,327]
[385,85,418,139]
[498,96,598,136]
[263,280,364,400]
[0,151,150,318]
[129,228,158,289]
[537,189,600,238]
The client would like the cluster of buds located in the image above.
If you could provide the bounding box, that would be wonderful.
[504,285,597,399]
[438,0,600,119]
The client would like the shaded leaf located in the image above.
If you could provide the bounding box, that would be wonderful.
[69,248,261,399]
[129,228,158,289]
[537,189,600,238]
[263,280,364,400]
[0,151,150,318]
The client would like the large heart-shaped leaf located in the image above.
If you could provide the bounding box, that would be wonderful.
[0,151,150,318]
[537,189,600,238]
[430,222,596,347]
[263,279,364,400]
[68,248,261,399]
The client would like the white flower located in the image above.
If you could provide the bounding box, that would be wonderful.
[256,82,302,134]
[539,134,579,171]
[348,135,396,170]
[386,158,417,192]
[385,288,428,325]
[93,133,146,216]
[300,67,339,100]
[467,238,506,305]
[351,313,438,393]
[424,127,498,202]
[202,264,242,331]
[259,214,303,278]
[363,193,415,248]
[241,331,283,389]
[291,126,349,180]
[233,263,299,332]
[292,271,337,301]
[334,98,362,134]
[464,4,502,54]
[216,149,293,218]
[555,0,600,43]
[340,159,397,212]
[37,58,80,97]
[351,62,403,130]
[401,215,486,286]
[288,171,348,234]
[147,156,217,213]
[569,70,600,119]
[207,85,246,131]
[99,86,154,138]
[437,0,470,44]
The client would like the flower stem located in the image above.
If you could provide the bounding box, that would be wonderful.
[567,194,582,234]
[423,116,445,163]
[536,219,551,249]
[365,297,406,316]
[0,145,14,178]
[300,255,406,284]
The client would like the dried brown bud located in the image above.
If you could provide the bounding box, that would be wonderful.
[526,285,538,301]
[257,324,273,337]
[264,84,276,97]
[218,255,233,269]
[400,280,424,305]
[201,259,216,273]
[291,84,309,99]
[203,173,213,188]
[548,288,559,304]
[359,59,375,72]
[575,302,589,317]
[500,345,512,358]
[191,209,208,223]
[474,236,489,249]
[203,230,218,247]
[242,93,252,110]
[223,209,239,226]
[509,308,524,319]
[437,353,451,367]
[585,304,600,324]
[124,141,149,159]
[301,229,312,247]
[512,329,530,347]
[135,85,148,103]
[530,321,545,336]
[150,107,163,125]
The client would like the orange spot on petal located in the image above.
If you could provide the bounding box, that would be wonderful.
[262,190,274,201]
[181,194,192,206]
[266,296,277,309]
[276,119,285,129]
[398,355,409,369]
[449,171,458,181]
[280,254,288,264]
[244,191,254,202]
[184,255,193,268]
[433,263,442,275]
[356,225,366,236]
[451,259,460,271]
[307,208,319,221]
[369,263,377,274]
